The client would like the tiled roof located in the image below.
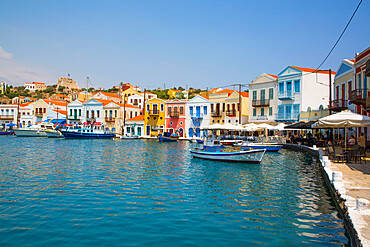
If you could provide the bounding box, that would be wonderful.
[126,115,144,122]
[290,66,336,75]
[98,91,121,98]
[117,103,140,109]
[267,74,278,79]
[241,92,249,97]
[44,99,67,107]
[94,99,117,106]
[52,110,67,116]
[213,89,235,96]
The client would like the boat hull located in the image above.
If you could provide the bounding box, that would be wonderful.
[45,130,64,138]
[241,145,282,152]
[61,131,115,139]
[190,149,265,163]
[158,136,178,142]
[120,135,139,139]
[0,130,15,135]
[14,129,46,137]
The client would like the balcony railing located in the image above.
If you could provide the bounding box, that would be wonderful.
[148,110,159,115]
[168,111,179,118]
[191,113,203,119]
[211,111,222,117]
[329,99,348,112]
[278,92,294,101]
[226,110,236,117]
[86,117,96,122]
[68,115,81,120]
[34,112,44,117]
[275,113,299,122]
[349,89,370,105]
[105,117,116,122]
[0,115,14,120]
[252,99,270,107]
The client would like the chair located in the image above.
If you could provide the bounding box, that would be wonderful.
[353,146,367,164]
[333,146,347,163]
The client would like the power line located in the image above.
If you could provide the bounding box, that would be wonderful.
[315,0,363,71]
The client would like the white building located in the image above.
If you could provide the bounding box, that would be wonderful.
[67,98,104,124]
[276,66,335,123]
[249,73,278,124]
[24,82,46,91]
[123,115,144,137]
[127,94,145,109]
[19,102,35,127]
[0,104,18,127]
[185,95,210,138]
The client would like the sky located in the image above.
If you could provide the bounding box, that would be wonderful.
[0,0,369,90]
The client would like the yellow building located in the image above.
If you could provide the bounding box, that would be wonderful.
[208,89,235,125]
[299,105,330,122]
[167,89,180,99]
[224,91,249,125]
[122,88,140,103]
[71,91,92,101]
[144,98,166,137]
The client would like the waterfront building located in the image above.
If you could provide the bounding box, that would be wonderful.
[209,89,234,125]
[127,94,145,109]
[24,82,46,91]
[165,99,188,137]
[330,59,356,114]
[99,99,120,133]
[144,98,166,137]
[249,73,278,125]
[19,102,35,127]
[119,103,141,135]
[67,98,104,125]
[0,104,18,127]
[224,91,249,125]
[299,105,330,122]
[92,91,123,104]
[31,99,67,124]
[276,66,335,123]
[349,46,370,138]
[123,115,144,137]
[56,77,79,92]
[66,100,84,125]
[140,91,157,101]
[185,95,210,138]
[121,88,140,103]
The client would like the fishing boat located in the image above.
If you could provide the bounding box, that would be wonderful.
[190,139,265,163]
[158,132,179,142]
[14,123,54,137]
[234,142,283,152]
[45,129,64,138]
[61,123,115,139]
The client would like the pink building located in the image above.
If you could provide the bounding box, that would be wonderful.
[165,99,188,137]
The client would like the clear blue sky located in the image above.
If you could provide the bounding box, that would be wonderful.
[0,0,369,89]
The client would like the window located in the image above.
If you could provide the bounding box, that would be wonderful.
[253,108,256,116]
[252,91,257,100]
[261,108,264,116]
[146,104,150,111]
[180,106,184,114]
[286,81,292,96]
[180,121,183,125]
[97,110,100,118]
[285,105,292,119]
[105,110,108,116]
[279,82,284,95]
[278,105,284,119]
[358,73,361,89]
[269,107,272,116]
[189,106,193,116]
[260,89,265,100]
[160,104,164,111]
[211,104,214,112]
[170,121,173,125]
[115,110,117,118]
[130,112,133,118]
[79,109,81,116]
[293,104,300,119]
[269,88,273,99]
[294,80,300,93]
[222,103,225,112]
[70,109,72,116]
[203,106,207,115]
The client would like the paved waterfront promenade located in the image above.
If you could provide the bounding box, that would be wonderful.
[328,157,370,247]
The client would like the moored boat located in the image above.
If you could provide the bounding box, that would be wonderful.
[45,129,64,138]
[120,135,139,139]
[0,130,15,135]
[190,139,266,163]
[61,123,115,139]
[234,142,282,152]
[158,132,179,142]
[14,123,54,137]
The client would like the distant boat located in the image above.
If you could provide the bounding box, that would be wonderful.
[190,139,265,163]
[158,132,179,142]
[0,130,14,135]
[120,135,139,139]
[61,123,115,139]
[234,142,282,152]
[14,123,54,137]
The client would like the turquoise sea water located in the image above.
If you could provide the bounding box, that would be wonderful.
[0,136,348,246]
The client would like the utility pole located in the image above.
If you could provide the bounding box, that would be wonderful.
[329,69,332,115]
[238,84,242,125]
[17,97,20,128]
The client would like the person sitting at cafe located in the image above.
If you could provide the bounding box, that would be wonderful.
[348,135,356,146]
[357,132,366,152]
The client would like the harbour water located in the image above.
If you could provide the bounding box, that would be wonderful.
[0,136,348,246]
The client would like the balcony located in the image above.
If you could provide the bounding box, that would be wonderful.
[34,112,44,117]
[168,111,179,118]
[329,99,348,112]
[275,114,299,122]
[211,111,222,117]
[349,89,370,105]
[105,117,116,122]
[68,115,81,120]
[226,110,236,117]
[278,92,294,101]
[0,115,14,120]
[148,110,159,115]
[86,117,96,122]
[252,99,270,107]
[191,113,203,119]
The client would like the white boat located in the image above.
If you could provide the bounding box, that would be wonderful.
[14,123,54,137]
[120,135,139,139]
[45,129,64,138]
[190,139,266,163]
[234,142,283,152]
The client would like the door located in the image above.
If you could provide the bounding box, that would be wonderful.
[146,125,151,136]
[196,106,201,117]
[74,109,77,119]
[196,128,200,137]
[138,127,142,136]
[189,128,193,138]
[341,84,346,107]
[286,81,292,96]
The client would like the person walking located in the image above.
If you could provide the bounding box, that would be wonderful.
[357,132,366,152]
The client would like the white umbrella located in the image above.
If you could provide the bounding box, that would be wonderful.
[242,123,261,131]
[201,123,225,130]
[270,123,287,131]
[312,110,370,148]
[257,123,274,130]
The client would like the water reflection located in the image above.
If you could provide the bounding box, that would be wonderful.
[0,136,348,246]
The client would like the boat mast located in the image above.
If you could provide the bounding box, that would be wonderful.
[85,77,88,124]
[123,94,126,132]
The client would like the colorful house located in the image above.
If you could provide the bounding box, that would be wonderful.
[209,89,235,125]
[144,98,166,137]
[224,91,249,125]
[185,95,210,138]
[92,91,123,104]
[165,99,188,137]
[123,115,144,137]
[24,82,46,91]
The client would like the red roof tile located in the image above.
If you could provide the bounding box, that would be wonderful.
[267,74,278,79]
[290,66,336,75]
[126,115,144,122]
